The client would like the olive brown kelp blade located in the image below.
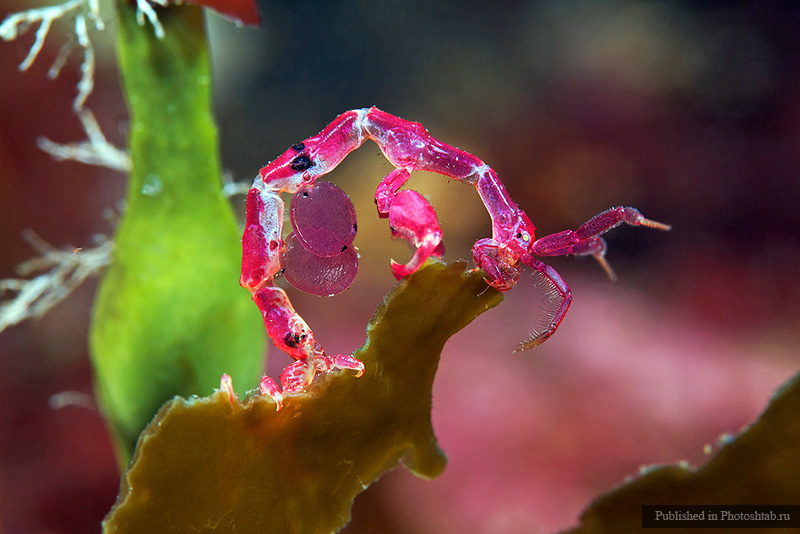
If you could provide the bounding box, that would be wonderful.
[564,370,800,534]
[103,260,502,534]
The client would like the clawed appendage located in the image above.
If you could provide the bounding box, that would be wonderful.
[235,107,670,408]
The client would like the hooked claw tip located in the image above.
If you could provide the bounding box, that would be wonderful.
[259,376,284,411]
[220,373,236,404]
[390,259,411,280]
[268,394,283,411]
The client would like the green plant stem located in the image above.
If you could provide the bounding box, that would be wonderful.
[90,2,265,467]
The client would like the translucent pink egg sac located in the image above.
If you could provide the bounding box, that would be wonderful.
[281,233,359,296]
[290,181,357,257]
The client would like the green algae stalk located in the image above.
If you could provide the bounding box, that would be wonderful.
[90,3,265,466]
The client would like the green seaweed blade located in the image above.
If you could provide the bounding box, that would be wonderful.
[103,261,502,534]
[89,3,265,466]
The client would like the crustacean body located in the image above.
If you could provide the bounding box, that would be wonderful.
[239,107,670,409]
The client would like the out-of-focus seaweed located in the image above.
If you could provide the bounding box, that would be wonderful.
[564,371,800,534]
[102,260,502,534]
[90,3,265,466]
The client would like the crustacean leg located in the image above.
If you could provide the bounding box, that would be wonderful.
[511,207,670,350]
[251,285,364,410]
[531,206,672,281]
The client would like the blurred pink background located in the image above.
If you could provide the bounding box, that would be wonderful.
[2,1,799,532]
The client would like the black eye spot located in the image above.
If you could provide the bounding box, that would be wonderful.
[341,245,348,252]
[302,191,309,198]
[291,142,305,151]
[516,233,522,238]
[290,154,314,171]
[284,332,306,348]
[284,333,297,348]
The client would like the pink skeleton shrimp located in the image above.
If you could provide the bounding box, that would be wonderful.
[239,107,670,408]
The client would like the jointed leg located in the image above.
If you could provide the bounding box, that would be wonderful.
[532,207,671,280]
[273,353,365,394]
[517,256,573,351]
[252,285,364,407]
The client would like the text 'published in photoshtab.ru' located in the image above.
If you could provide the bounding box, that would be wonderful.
[642,505,800,528]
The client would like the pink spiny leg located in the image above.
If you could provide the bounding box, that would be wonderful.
[325,355,366,377]
[251,285,363,403]
[280,360,316,393]
[532,206,671,281]
[516,256,572,351]
[279,355,364,393]
[252,285,320,364]
[472,238,522,291]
